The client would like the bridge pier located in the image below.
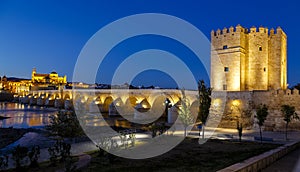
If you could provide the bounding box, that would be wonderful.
[64,99,73,110]
[20,96,30,104]
[168,104,179,124]
[29,96,37,105]
[37,96,46,106]
[45,98,54,107]
[54,99,63,108]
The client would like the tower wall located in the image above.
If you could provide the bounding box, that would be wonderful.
[268,27,287,90]
[211,25,287,91]
[211,25,248,91]
[248,26,269,90]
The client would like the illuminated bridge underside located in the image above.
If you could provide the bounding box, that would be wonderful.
[17,89,199,112]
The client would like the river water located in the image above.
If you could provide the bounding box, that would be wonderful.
[0,102,57,128]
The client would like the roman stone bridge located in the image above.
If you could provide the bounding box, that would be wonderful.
[15,89,204,123]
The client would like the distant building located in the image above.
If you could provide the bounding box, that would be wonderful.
[0,68,67,94]
[32,68,67,85]
[0,76,31,94]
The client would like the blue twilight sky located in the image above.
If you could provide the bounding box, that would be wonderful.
[0,0,299,89]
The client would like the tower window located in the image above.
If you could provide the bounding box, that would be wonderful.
[259,46,262,51]
[264,67,266,72]
[223,45,228,49]
[224,67,229,72]
[223,84,227,90]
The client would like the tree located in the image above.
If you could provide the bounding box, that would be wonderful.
[46,110,84,138]
[12,145,28,171]
[255,104,269,143]
[229,101,253,142]
[281,105,299,140]
[198,80,211,139]
[178,90,194,137]
[0,155,9,170]
[46,111,81,170]
[236,120,243,142]
[28,145,40,168]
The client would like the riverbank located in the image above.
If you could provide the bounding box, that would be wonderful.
[0,128,28,149]
[0,116,10,120]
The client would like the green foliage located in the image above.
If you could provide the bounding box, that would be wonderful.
[28,145,40,168]
[178,90,194,136]
[0,155,9,170]
[228,101,253,141]
[198,80,211,125]
[281,105,299,123]
[256,104,268,127]
[47,140,76,171]
[281,105,299,140]
[149,123,167,138]
[46,110,84,138]
[48,140,72,166]
[95,136,119,164]
[255,104,269,143]
[12,145,28,171]
[197,80,211,139]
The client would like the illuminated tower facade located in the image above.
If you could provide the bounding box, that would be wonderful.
[211,25,287,91]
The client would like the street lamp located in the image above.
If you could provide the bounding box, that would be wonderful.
[164,98,172,120]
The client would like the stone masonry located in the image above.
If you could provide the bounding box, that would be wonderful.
[211,25,299,131]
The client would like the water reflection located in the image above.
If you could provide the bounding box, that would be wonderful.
[0,103,57,128]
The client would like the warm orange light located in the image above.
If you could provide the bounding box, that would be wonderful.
[232,100,240,107]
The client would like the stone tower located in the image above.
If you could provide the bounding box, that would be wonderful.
[211,25,287,91]
[32,68,37,82]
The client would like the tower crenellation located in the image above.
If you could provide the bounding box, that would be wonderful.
[212,25,285,36]
[211,25,287,91]
[211,25,251,36]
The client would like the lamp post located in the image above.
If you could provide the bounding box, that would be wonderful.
[164,98,171,122]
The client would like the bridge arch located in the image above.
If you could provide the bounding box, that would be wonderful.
[124,96,138,107]
[102,96,113,113]
[64,93,71,100]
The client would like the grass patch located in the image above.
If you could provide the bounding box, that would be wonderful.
[2,156,79,172]
[84,138,280,172]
